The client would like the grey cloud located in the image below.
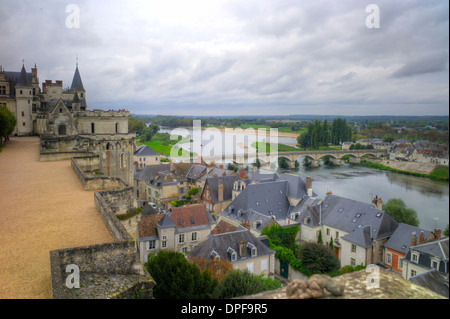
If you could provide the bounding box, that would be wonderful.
[392,52,449,78]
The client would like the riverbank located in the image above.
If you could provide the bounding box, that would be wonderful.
[161,125,300,138]
[360,159,449,182]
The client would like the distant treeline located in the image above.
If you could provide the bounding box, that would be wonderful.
[297,118,352,148]
[129,114,449,144]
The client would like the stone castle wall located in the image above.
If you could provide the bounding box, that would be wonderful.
[50,241,155,299]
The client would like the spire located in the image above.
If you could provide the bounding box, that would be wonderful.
[17,64,30,86]
[70,63,85,92]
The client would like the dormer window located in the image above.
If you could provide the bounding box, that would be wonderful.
[411,252,419,263]
[431,258,439,270]
[227,247,237,262]
[247,242,257,257]
[211,250,220,260]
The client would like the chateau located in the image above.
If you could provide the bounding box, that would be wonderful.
[0,62,135,186]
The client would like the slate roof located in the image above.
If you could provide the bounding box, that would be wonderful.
[403,238,448,275]
[70,64,85,92]
[278,173,317,198]
[384,223,432,254]
[290,196,322,225]
[199,167,236,181]
[4,69,32,97]
[134,163,171,181]
[220,179,292,222]
[409,269,449,298]
[317,194,398,246]
[156,213,176,228]
[134,145,160,156]
[203,175,239,204]
[251,169,278,182]
[187,228,275,263]
[186,164,207,182]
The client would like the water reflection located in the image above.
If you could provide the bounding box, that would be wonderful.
[281,165,449,231]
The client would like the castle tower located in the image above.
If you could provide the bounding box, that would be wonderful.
[15,64,33,135]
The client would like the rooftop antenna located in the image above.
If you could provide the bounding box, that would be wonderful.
[76,53,78,66]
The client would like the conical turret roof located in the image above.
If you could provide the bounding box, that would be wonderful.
[17,64,30,86]
[70,64,85,92]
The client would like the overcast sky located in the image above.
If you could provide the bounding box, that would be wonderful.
[0,0,448,116]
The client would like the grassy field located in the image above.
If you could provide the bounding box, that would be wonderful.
[360,161,449,182]
[429,165,449,181]
[137,133,195,157]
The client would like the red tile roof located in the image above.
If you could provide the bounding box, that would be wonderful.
[169,204,210,228]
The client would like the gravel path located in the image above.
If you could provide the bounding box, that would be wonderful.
[0,137,112,299]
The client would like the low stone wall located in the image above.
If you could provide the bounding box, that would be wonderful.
[71,156,129,191]
[94,187,133,241]
[50,241,155,299]
[274,258,308,282]
[40,151,92,161]
[239,268,447,299]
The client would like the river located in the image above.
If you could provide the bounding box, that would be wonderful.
[158,126,449,232]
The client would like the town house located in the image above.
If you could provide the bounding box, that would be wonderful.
[136,204,216,263]
[383,223,442,274]
[187,225,275,276]
[297,194,398,268]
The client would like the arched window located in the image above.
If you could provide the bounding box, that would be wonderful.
[106,142,110,150]
[115,122,119,133]
[58,125,66,135]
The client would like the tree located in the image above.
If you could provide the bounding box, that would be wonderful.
[141,123,160,142]
[294,242,340,275]
[329,236,334,250]
[128,117,146,134]
[278,157,289,169]
[253,158,261,169]
[317,229,323,244]
[145,250,217,299]
[297,131,311,148]
[211,269,281,299]
[444,224,449,237]
[0,106,17,144]
[261,224,299,249]
[383,198,419,227]
[188,257,233,281]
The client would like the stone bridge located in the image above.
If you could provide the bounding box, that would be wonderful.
[274,149,388,167]
[171,149,388,168]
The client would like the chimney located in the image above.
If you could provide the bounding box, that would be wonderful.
[218,179,224,203]
[240,168,246,179]
[219,164,224,169]
[170,160,175,171]
[434,227,442,239]
[239,239,247,258]
[411,232,417,247]
[198,144,202,165]
[375,197,383,210]
[419,231,425,245]
[31,66,38,84]
[306,176,312,190]
[252,165,257,174]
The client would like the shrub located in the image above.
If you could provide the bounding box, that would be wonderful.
[294,242,340,275]
[212,270,281,299]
